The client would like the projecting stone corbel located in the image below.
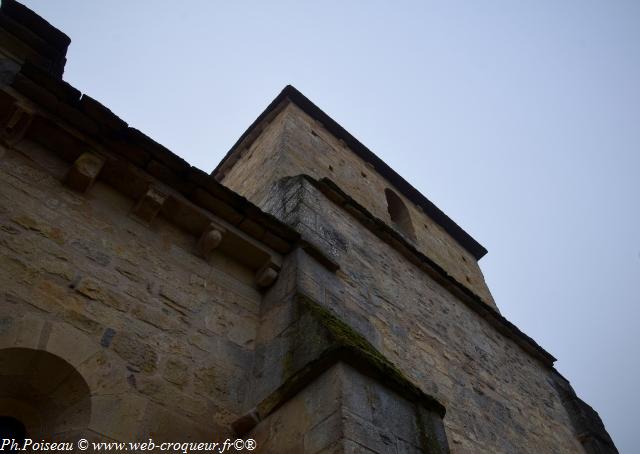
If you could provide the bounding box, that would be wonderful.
[1,104,33,145]
[196,221,225,260]
[255,262,279,288]
[64,152,106,193]
[131,186,168,225]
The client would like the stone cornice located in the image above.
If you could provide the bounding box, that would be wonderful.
[0,62,346,288]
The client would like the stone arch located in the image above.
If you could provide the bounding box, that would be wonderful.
[0,318,142,441]
[385,188,416,241]
[0,347,91,439]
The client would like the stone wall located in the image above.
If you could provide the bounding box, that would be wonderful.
[0,2,618,451]
[0,138,261,440]
[218,102,496,308]
[248,175,585,453]
[250,362,447,454]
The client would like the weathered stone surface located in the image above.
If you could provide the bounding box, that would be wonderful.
[75,277,132,312]
[111,331,158,373]
[0,4,615,451]
[89,393,147,440]
[46,322,100,368]
[76,349,130,396]
[162,357,189,387]
[255,264,279,288]
[196,223,223,259]
[63,152,105,193]
[218,101,496,307]
[1,104,33,145]
[237,177,590,452]
[249,363,446,453]
[131,185,168,225]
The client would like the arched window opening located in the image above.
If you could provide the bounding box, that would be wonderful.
[385,188,416,241]
[0,348,91,439]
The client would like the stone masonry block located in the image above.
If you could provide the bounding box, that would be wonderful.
[64,152,105,193]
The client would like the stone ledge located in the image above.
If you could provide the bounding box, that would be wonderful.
[1,62,300,252]
[297,174,557,368]
[233,296,445,436]
[0,63,341,274]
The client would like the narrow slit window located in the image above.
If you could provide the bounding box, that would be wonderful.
[385,188,416,241]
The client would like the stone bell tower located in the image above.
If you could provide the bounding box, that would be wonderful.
[213,86,618,453]
[214,86,495,309]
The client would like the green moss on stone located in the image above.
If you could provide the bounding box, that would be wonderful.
[301,296,445,417]
[257,295,446,423]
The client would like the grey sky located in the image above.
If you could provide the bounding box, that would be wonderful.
[21,1,639,451]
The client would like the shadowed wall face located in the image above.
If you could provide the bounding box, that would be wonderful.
[0,137,264,440]
[0,348,91,440]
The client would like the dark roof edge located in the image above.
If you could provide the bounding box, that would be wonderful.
[4,61,301,252]
[1,0,70,50]
[212,85,488,260]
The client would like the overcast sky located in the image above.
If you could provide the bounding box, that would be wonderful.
[22,1,639,451]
